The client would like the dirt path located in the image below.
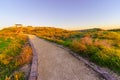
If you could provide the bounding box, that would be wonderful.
[28,35,102,80]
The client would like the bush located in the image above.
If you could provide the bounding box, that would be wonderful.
[71,39,87,53]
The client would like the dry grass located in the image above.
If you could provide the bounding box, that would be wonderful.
[0,34,32,80]
[71,35,120,74]
[15,44,32,67]
[5,43,32,80]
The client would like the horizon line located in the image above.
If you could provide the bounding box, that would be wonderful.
[0,24,120,30]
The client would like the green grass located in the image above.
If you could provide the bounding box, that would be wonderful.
[0,34,29,80]
[62,40,72,47]
[70,31,120,74]
[0,37,11,50]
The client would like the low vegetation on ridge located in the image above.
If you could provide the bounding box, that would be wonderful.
[22,26,120,74]
[0,29,32,80]
[0,26,120,80]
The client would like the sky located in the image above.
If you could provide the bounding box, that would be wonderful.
[0,0,120,30]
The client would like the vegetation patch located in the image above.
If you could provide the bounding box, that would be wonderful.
[0,28,32,80]
[1,27,120,76]
[21,27,120,74]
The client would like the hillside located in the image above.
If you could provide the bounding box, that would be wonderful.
[22,26,120,74]
[0,27,32,80]
[109,28,120,32]
[0,26,120,79]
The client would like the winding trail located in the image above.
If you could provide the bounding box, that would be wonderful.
[28,35,102,80]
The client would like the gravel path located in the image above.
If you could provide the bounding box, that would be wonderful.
[28,35,102,80]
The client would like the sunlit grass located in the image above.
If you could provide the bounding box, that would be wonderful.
[0,32,32,80]
[0,37,11,51]
[1,27,120,75]
[70,32,120,74]
[23,27,120,74]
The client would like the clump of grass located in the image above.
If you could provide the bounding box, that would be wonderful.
[0,34,32,80]
[5,71,25,80]
[71,39,87,53]
[14,44,32,67]
[70,35,120,74]
[4,44,32,80]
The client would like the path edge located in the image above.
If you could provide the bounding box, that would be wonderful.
[28,37,38,80]
[49,40,117,80]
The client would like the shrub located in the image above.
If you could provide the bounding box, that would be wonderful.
[71,39,87,53]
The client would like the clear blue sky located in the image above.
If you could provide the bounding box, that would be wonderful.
[0,0,120,29]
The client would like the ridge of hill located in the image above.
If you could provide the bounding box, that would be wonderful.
[0,26,120,77]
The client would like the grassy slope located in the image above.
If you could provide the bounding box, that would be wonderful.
[0,37,11,50]
[0,28,32,80]
[22,27,120,74]
[2,27,120,75]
